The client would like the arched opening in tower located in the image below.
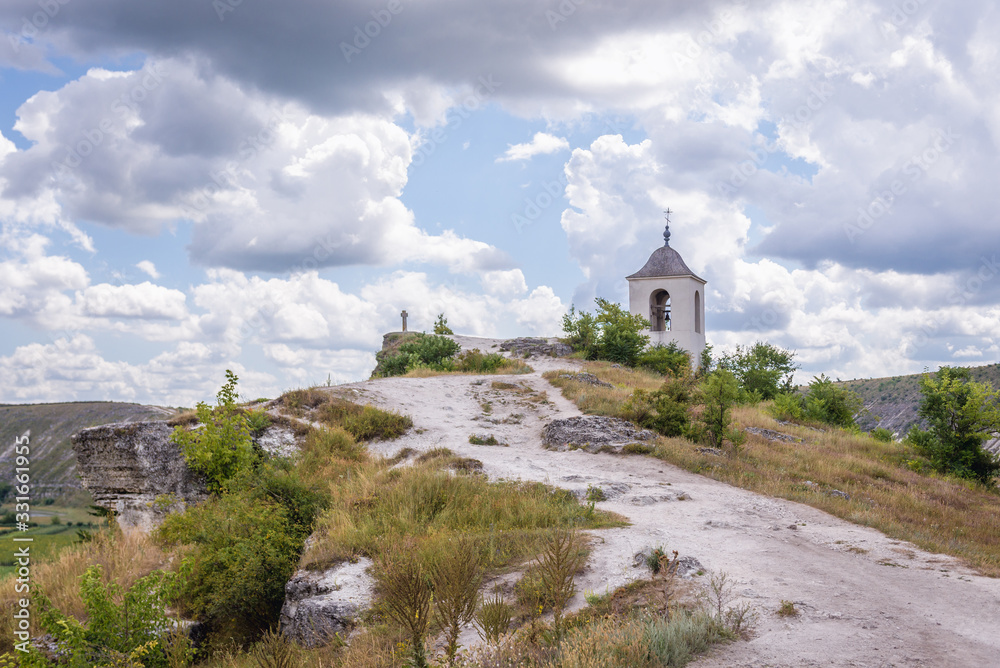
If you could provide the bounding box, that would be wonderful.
[650,289,671,332]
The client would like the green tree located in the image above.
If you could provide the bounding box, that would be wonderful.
[802,374,863,428]
[433,313,454,335]
[905,367,1000,484]
[561,304,599,356]
[696,370,746,453]
[637,342,691,377]
[593,297,650,366]
[171,370,255,493]
[718,341,798,401]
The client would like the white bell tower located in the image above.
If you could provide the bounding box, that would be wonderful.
[626,212,706,363]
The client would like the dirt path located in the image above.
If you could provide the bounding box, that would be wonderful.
[343,337,1000,667]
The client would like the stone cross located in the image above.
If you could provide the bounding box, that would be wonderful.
[401,310,408,332]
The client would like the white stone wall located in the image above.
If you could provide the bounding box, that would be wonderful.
[627,275,706,366]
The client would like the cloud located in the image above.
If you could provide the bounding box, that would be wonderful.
[135,260,159,278]
[561,132,1000,382]
[497,132,570,162]
[0,58,512,274]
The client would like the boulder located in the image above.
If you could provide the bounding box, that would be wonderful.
[500,337,574,358]
[280,558,375,648]
[542,416,657,453]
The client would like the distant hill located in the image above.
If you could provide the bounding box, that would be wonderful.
[836,363,1000,437]
[0,402,178,505]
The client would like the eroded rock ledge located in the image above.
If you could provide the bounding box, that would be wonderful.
[71,421,209,532]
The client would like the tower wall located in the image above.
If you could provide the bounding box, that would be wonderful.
[627,275,706,365]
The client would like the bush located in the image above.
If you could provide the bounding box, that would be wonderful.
[453,349,507,374]
[171,370,256,493]
[802,374,862,427]
[373,334,462,377]
[870,427,894,442]
[317,400,412,441]
[434,313,455,335]
[561,305,599,356]
[623,377,692,437]
[768,375,862,428]
[637,342,691,377]
[157,490,303,645]
[905,367,1000,484]
[717,342,798,401]
[562,299,649,366]
[695,370,746,452]
[768,392,804,422]
[594,298,650,366]
[25,565,181,668]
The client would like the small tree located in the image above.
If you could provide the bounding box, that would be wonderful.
[697,369,745,454]
[377,548,433,668]
[717,341,797,401]
[171,370,255,493]
[906,367,1000,484]
[432,540,482,666]
[561,304,599,356]
[593,297,650,366]
[433,313,454,335]
[802,374,863,428]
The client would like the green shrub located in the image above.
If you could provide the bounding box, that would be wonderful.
[433,313,454,335]
[171,370,256,493]
[870,427,894,442]
[623,377,692,437]
[717,341,798,401]
[453,349,507,373]
[561,305,599,356]
[25,565,180,667]
[157,490,302,644]
[373,334,462,377]
[802,374,862,427]
[905,367,1000,484]
[696,370,745,452]
[341,406,413,441]
[637,342,691,377]
[768,392,804,421]
[562,299,649,366]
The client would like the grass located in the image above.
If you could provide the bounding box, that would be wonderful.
[548,362,1000,577]
[0,529,168,654]
[468,433,504,446]
[544,362,664,417]
[300,453,625,572]
[400,357,534,378]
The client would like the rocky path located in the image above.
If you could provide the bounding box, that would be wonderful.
[342,337,1000,667]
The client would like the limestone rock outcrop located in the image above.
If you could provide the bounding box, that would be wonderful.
[542,415,657,453]
[71,421,209,531]
[279,559,375,648]
[500,337,574,358]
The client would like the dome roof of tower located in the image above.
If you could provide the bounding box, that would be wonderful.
[627,245,705,282]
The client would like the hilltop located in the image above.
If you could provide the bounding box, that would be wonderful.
[837,362,1000,436]
[0,401,177,505]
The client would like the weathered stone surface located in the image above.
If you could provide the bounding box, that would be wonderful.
[557,372,612,388]
[280,558,375,648]
[256,426,299,458]
[542,416,657,453]
[72,421,209,531]
[745,427,802,443]
[500,337,573,358]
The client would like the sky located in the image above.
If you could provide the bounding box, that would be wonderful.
[1,0,998,406]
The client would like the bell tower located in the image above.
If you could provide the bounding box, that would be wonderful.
[626,212,706,363]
